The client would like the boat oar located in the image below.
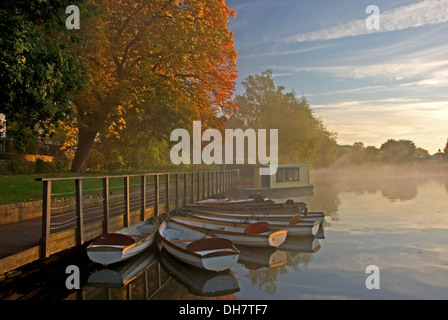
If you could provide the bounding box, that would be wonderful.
[244,221,270,234]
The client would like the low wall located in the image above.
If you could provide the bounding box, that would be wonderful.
[0,201,42,226]
[0,189,143,226]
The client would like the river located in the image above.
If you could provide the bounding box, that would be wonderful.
[1,167,447,300]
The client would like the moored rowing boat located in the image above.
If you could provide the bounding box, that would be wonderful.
[86,218,158,266]
[188,199,308,213]
[158,218,240,272]
[183,208,324,223]
[169,215,288,248]
[184,212,320,237]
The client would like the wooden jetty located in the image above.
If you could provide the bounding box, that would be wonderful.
[0,170,239,277]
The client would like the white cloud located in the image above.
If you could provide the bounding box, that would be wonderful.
[238,44,334,59]
[295,59,448,81]
[287,0,448,43]
[273,43,448,85]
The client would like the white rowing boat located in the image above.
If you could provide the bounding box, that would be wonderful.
[158,218,240,272]
[189,198,306,212]
[185,212,320,237]
[186,209,323,224]
[169,215,288,248]
[86,218,158,266]
[182,208,324,223]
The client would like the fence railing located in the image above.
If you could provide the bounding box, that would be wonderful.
[35,169,239,259]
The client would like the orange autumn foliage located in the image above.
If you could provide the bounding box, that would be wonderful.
[70,0,238,172]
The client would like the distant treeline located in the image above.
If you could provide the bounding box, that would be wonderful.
[335,139,448,166]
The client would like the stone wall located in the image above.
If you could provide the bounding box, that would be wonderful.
[0,189,149,226]
[0,200,43,226]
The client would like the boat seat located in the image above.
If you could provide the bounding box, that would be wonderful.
[91,233,136,246]
[137,224,155,234]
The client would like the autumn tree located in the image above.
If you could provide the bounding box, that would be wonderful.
[229,70,338,167]
[70,0,238,172]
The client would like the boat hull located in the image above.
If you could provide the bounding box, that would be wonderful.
[87,219,158,266]
[183,208,324,223]
[158,219,240,272]
[170,215,288,248]
[186,212,320,236]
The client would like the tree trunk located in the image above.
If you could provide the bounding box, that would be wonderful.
[70,128,98,173]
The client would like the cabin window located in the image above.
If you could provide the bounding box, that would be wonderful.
[276,168,300,182]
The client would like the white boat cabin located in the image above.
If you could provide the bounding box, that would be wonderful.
[253,164,310,189]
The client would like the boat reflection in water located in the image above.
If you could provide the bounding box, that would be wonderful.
[83,244,165,300]
[279,236,321,254]
[87,246,158,288]
[159,248,240,297]
[237,246,287,270]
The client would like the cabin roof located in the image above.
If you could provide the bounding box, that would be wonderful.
[258,164,309,168]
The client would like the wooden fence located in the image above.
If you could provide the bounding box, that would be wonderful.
[36,169,239,260]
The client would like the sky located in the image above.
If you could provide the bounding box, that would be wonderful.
[225,0,448,154]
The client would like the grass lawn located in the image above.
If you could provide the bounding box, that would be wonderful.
[0,173,146,204]
[0,165,221,204]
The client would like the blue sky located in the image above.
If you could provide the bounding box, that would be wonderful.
[226,0,448,154]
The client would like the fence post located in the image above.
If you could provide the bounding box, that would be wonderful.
[207,172,211,197]
[190,172,194,204]
[197,172,200,201]
[103,177,110,233]
[41,180,51,259]
[202,172,205,200]
[155,174,160,218]
[166,174,170,213]
[124,176,130,227]
[183,173,187,206]
[75,179,84,245]
[215,171,218,194]
[141,175,146,221]
[176,173,180,209]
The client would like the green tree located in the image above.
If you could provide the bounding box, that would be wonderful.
[380,139,417,163]
[364,146,381,163]
[336,143,381,165]
[230,70,338,167]
[415,147,430,157]
[443,139,448,161]
[0,0,87,154]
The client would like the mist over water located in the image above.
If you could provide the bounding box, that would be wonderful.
[302,164,448,300]
[1,164,447,300]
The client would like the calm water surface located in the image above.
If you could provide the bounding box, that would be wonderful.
[2,172,448,300]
